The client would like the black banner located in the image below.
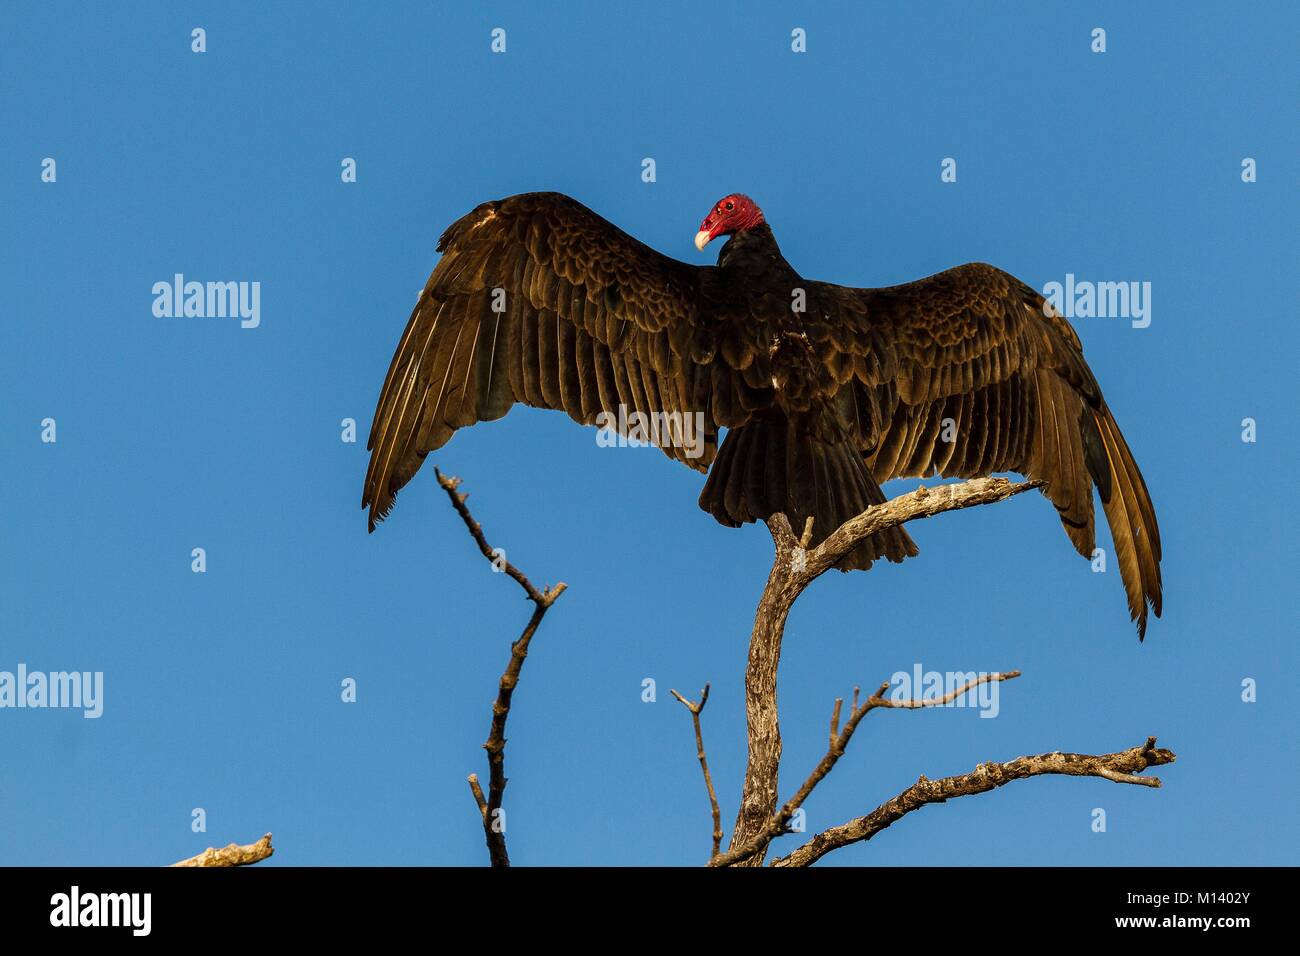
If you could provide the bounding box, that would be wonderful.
[0,866,1283,940]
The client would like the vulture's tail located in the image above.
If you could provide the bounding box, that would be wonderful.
[699,415,918,571]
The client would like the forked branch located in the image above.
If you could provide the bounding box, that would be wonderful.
[715,670,1021,867]
[773,737,1176,867]
[670,684,724,859]
[437,468,566,868]
[730,477,1042,865]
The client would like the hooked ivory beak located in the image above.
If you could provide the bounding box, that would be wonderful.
[694,230,712,251]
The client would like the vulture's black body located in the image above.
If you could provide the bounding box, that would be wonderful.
[363,192,1162,637]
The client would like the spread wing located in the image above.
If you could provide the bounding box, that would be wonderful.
[814,263,1162,637]
[362,192,763,530]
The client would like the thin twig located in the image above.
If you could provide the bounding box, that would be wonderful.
[670,684,724,858]
[772,737,1176,867]
[437,469,566,867]
[467,774,488,817]
[869,670,1022,709]
[435,467,555,604]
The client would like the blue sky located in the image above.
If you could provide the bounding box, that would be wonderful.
[1,1,1295,866]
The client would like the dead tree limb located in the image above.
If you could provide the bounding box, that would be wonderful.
[713,670,1020,867]
[772,737,1176,867]
[171,833,274,867]
[670,683,724,859]
[729,477,1043,865]
[436,468,566,868]
[433,469,1174,869]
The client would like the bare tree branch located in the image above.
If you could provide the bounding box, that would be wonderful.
[431,469,1174,872]
[810,478,1045,581]
[467,774,489,817]
[715,670,1020,867]
[436,468,566,868]
[670,683,724,859]
[729,477,1042,865]
[871,669,1022,710]
[435,467,558,604]
[171,833,274,867]
[772,737,1177,867]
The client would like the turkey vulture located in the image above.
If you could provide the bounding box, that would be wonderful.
[363,192,1162,637]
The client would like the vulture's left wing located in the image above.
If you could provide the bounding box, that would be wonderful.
[814,263,1162,637]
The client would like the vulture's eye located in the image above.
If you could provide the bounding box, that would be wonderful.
[725,201,734,210]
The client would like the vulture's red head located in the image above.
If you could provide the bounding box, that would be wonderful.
[695,194,765,251]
